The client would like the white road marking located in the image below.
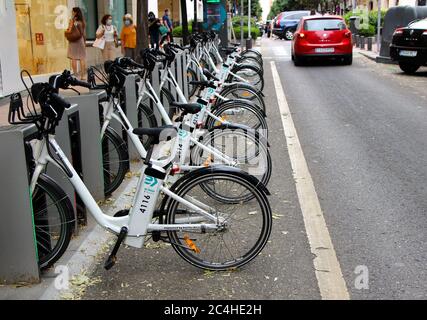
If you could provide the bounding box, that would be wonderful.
[270,61,350,300]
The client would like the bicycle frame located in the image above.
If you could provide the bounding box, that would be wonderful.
[158,62,236,126]
[29,135,224,249]
[134,75,237,170]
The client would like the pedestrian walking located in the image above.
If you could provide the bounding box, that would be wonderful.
[148,11,161,50]
[267,22,271,38]
[120,13,137,60]
[65,7,87,80]
[162,9,173,42]
[95,14,118,61]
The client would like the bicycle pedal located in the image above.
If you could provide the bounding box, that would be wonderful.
[114,209,129,217]
[104,226,128,270]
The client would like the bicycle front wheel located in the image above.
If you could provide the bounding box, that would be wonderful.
[191,129,272,197]
[218,83,266,114]
[228,65,264,92]
[32,174,75,269]
[166,171,272,270]
[206,100,268,135]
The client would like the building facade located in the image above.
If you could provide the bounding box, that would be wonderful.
[0,0,203,97]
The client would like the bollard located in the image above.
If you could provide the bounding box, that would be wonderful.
[367,37,373,51]
[359,36,365,49]
[246,38,253,50]
[355,35,360,47]
[0,124,40,284]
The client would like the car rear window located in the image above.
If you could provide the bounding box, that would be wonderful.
[304,19,346,31]
[408,19,427,29]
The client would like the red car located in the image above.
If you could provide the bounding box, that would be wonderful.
[292,15,353,66]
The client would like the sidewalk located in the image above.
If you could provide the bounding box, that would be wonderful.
[354,43,379,62]
[354,43,397,64]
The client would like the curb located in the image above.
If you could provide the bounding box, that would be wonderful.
[356,50,398,65]
[40,165,143,300]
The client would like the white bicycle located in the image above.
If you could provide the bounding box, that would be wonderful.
[8,75,272,271]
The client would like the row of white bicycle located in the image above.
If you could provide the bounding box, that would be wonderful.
[8,31,273,271]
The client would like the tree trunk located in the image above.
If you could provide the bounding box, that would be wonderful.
[136,0,149,61]
[181,0,189,44]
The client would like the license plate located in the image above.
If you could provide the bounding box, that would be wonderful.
[315,47,335,53]
[399,50,417,57]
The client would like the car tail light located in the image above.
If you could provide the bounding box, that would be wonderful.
[298,33,305,38]
[393,28,404,36]
[344,31,351,38]
[423,30,427,35]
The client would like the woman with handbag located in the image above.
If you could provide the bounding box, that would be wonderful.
[95,14,118,61]
[65,7,87,80]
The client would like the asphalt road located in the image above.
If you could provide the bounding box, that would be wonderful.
[264,37,427,299]
[81,37,427,300]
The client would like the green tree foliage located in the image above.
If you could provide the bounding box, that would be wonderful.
[241,0,263,20]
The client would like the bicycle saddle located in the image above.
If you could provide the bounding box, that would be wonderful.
[170,102,202,115]
[133,125,177,144]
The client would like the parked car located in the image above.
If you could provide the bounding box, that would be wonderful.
[273,11,311,40]
[291,15,353,66]
[390,18,427,74]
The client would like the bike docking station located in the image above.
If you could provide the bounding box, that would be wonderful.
[120,75,139,161]
[60,90,108,232]
[0,124,40,284]
[45,102,83,229]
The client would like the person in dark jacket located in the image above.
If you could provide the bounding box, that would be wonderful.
[148,11,161,50]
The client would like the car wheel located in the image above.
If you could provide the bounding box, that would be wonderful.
[399,62,420,74]
[284,29,294,41]
[294,55,303,66]
[343,54,353,65]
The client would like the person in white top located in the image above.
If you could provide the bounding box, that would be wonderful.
[96,14,118,61]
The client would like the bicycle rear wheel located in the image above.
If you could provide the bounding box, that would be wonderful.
[32,174,74,269]
[102,127,129,196]
[187,68,198,98]
[166,171,272,270]
[191,129,272,201]
[137,102,159,149]
[217,83,266,114]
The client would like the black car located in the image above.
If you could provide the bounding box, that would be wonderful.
[390,18,427,74]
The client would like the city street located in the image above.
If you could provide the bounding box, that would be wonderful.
[78,38,427,300]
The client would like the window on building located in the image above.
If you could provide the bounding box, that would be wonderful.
[15,0,70,75]
[76,0,98,40]
[76,0,127,40]
[107,0,126,35]
[418,0,426,6]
